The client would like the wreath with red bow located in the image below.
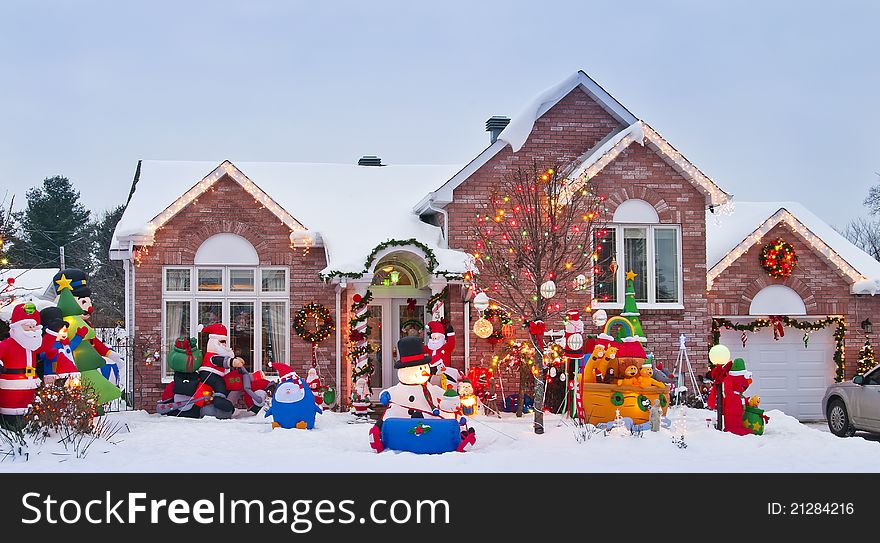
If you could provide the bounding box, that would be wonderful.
[760,238,797,279]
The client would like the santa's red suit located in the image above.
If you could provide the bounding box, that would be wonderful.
[424,320,455,373]
[0,304,55,416]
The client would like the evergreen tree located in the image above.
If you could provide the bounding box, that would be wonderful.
[57,282,121,404]
[858,339,877,374]
[621,271,646,342]
[8,176,92,270]
[88,205,126,327]
[0,192,16,269]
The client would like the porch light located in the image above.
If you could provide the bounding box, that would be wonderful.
[861,318,872,334]
[390,270,400,285]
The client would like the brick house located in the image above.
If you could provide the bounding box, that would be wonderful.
[111,70,880,421]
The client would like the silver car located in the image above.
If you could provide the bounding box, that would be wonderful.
[822,364,880,437]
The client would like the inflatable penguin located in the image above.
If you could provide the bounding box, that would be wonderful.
[264,363,322,429]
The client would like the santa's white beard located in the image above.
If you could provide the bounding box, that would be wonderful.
[207,338,234,358]
[11,326,43,351]
[427,337,446,351]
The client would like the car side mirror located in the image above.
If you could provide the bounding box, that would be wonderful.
[853,375,864,385]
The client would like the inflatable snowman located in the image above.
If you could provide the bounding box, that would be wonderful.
[368,336,475,454]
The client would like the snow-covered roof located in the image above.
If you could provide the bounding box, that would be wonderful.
[112,160,473,278]
[418,71,728,212]
[0,268,59,322]
[497,70,637,153]
[706,201,880,294]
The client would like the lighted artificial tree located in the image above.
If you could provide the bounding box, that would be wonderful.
[858,339,876,374]
[470,162,606,434]
[620,271,646,342]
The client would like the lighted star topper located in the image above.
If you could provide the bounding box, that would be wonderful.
[54,274,73,292]
[625,270,638,281]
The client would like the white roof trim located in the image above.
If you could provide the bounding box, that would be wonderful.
[416,70,638,213]
[562,122,730,207]
[707,208,863,290]
[141,160,307,245]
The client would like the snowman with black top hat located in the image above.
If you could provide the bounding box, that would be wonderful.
[368,336,475,454]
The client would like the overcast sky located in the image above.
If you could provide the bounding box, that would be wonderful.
[1,1,878,229]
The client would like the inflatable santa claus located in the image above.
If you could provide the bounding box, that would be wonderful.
[0,303,56,426]
[196,323,243,419]
[424,320,457,388]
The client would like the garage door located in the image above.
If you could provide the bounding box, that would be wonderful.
[720,324,834,421]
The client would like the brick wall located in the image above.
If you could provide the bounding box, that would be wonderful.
[133,175,337,411]
[443,88,710,395]
[708,222,880,380]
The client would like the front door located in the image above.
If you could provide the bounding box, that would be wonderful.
[368,297,428,400]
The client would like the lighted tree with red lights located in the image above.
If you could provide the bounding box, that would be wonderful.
[469,162,606,434]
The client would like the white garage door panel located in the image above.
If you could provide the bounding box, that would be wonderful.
[720,325,834,421]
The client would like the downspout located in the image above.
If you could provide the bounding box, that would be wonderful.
[424,193,449,249]
[335,282,343,411]
[464,301,471,373]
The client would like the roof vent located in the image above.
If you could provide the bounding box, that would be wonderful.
[485,116,511,144]
[357,155,384,166]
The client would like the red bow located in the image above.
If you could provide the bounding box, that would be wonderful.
[769,316,785,340]
[711,361,732,384]
[528,320,546,350]
[406,298,417,311]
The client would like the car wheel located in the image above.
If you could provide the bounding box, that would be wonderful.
[827,399,856,437]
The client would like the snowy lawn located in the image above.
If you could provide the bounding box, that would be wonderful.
[1,407,877,473]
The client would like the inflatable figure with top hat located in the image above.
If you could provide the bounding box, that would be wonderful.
[37,306,83,384]
[52,269,124,385]
[369,335,475,454]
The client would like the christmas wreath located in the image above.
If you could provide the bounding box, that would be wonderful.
[760,238,797,278]
[293,303,335,344]
[610,391,625,406]
[482,307,513,344]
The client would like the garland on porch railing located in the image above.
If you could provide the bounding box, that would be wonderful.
[318,238,469,282]
[711,316,846,382]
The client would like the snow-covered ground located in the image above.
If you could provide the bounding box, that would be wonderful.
[1,407,877,472]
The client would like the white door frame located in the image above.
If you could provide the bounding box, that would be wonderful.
[369,293,429,399]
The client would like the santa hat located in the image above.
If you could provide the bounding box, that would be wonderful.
[10,302,40,329]
[567,310,580,321]
[269,362,297,381]
[199,323,228,340]
[427,321,446,336]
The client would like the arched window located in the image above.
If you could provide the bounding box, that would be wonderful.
[595,199,681,307]
[161,234,289,381]
[749,285,807,316]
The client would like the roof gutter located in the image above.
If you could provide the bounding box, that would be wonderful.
[422,193,449,249]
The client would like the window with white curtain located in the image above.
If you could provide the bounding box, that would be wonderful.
[161,266,289,380]
[592,225,682,307]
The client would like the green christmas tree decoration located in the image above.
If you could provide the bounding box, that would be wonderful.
[858,339,876,375]
[57,286,121,404]
[621,271,646,342]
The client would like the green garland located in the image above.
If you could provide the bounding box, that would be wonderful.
[293,303,335,344]
[427,285,448,314]
[711,316,846,382]
[318,238,468,281]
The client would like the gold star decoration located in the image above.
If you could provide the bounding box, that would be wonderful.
[625,270,638,281]
[54,274,73,291]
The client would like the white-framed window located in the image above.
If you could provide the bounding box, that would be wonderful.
[161,266,290,381]
[593,224,682,308]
